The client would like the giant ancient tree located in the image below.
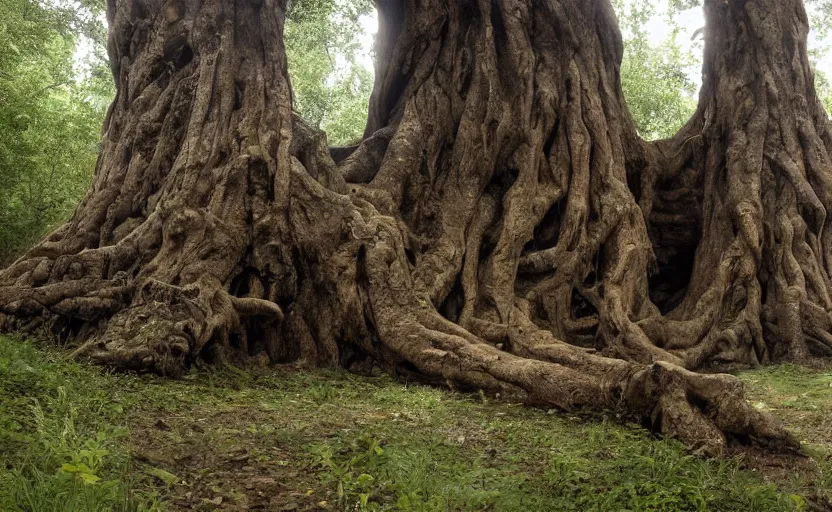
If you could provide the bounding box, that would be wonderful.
[1,0,830,454]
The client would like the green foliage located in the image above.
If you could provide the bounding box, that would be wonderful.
[805,1,832,113]
[312,436,397,510]
[614,0,699,140]
[617,0,832,137]
[0,0,112,263]
[285,0,374,145]
[808,0,832,38]
[814,69,832,114]
[0,336,161,511]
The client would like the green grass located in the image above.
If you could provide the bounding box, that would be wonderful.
[738,365,832,445]
[737,364,832,508]
[1,335,829,511]
[0,336,162,511]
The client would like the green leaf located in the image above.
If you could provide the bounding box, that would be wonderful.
[356,473,375,487]
[78,471,101,485]
[146,467,179,485]
[61,462,101,485]
[789,494,807,510]
[396,494,412,510]
[60,463,80,474]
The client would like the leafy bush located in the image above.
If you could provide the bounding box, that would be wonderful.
[0,0,111,263]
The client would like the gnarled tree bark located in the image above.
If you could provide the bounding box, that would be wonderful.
[646,0,832,366]
[0,0,826,454]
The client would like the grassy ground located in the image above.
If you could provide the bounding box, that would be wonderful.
[1,335,830,511]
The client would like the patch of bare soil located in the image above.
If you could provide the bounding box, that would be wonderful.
[129,400,325,510]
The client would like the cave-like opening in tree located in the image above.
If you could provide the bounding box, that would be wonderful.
[614,0,705,316]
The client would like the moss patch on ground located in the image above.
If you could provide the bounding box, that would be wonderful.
[1,335,829,511]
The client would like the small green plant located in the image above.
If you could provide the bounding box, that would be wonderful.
[307,382,339,404]
[3,398,160,511]
[313,436,400,510]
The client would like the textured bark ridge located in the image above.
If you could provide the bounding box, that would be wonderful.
[0,0,826,454]
[646,0,832,367]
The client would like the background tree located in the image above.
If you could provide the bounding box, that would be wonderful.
[0,0,112,264]
[285,0,375,145]
[615,0,699,140]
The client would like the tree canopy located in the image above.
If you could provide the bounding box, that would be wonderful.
[0,0,111,263]
[285,0,375,145]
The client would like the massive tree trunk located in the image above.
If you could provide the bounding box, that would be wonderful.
[645,0,832,366]
[0,0,826,454]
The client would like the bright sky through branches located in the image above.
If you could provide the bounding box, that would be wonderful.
[633,1,832,93]
[75,2,832,108]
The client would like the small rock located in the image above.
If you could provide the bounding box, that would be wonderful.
[229,452,250,463]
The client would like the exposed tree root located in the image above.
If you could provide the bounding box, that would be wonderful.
[0,0,826,454]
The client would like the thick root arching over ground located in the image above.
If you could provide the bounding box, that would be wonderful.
[0,0,826,453]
